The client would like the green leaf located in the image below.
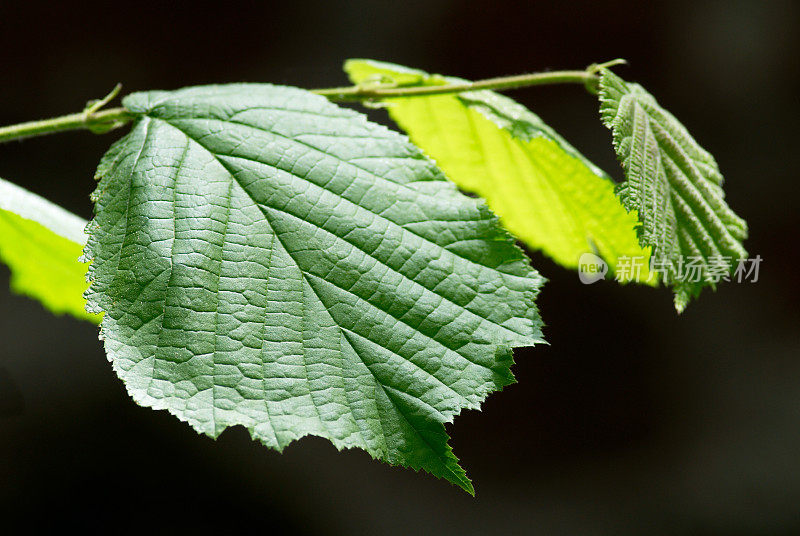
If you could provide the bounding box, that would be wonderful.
[84,84,545,494]
[344,59,654,283]
[0,177,99,322]
[598,69,748,311]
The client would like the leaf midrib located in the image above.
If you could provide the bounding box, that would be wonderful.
[625,97,734,261]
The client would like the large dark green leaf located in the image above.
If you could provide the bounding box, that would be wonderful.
[85,84,545,493]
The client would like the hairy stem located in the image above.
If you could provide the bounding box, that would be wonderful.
[0,108,133,144]
[0,61,625,144]
[314,70,596,101]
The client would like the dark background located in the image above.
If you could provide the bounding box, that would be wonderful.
[1,1,798,534]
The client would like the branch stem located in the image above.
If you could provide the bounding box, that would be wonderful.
[0,108,132,144]
[313,69,597,101]
[0,60,625,144]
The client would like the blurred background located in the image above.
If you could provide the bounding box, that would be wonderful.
[0,1,798,533]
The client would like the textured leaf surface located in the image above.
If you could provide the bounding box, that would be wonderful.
[84,84,545,493]
[599,69,748,310]
[345,59,653,283]
[0,177,98,322]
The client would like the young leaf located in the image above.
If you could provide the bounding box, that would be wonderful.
[84,84,545,494]
[344,60,653,283]
[0,177,99,322]
[598,69,748,311]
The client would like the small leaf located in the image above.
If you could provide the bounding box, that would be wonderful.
[85,84,545,493]
[0,177,98,322]
[345,59,654,283]
[598,69,748,311]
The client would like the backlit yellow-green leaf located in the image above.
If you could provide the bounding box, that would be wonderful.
[345,59,654,284]
[0,178,98,322]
